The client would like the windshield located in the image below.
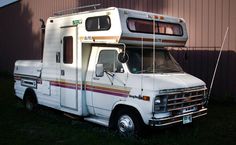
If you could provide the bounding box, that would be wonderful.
[126,48,183,74]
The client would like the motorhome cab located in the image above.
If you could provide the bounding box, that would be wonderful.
[14,7,208,136]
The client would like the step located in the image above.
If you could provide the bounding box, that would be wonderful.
[84,116,109,127]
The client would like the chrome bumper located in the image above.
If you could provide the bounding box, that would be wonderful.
[149,108,207,126]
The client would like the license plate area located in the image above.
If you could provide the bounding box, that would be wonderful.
[183,115,192,124]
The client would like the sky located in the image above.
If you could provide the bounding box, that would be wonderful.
[0,0,18,8]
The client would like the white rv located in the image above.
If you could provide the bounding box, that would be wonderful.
[14,7,208,136]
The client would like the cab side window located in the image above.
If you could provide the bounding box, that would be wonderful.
[98,50,124,73]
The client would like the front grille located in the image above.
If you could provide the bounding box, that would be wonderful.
[155,86,207,115]
[167,88,206,114]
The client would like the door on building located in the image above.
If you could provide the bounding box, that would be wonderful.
[60,26,78,110]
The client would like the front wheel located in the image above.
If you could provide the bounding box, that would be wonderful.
[116,110,143,136]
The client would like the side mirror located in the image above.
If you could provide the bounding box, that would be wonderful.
[95,64,104,77]
[118,52,129,63]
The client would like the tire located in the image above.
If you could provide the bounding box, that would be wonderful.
[24,93,37,112]
[115,109,143,136]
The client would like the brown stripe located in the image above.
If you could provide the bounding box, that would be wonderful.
[121,36,153,42]
[121,36,186,44]
[50,81,81,87]
[92,36,120,40]
[162,39,186,44]
[86,84,129,94]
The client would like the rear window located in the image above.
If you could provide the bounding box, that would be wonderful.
[127,18,183,36]
[86,16,111,31]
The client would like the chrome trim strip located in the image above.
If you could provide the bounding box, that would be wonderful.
[155,108,207,121]
[168,94,203,102]
[193,113,207,119]
[168,98,203,106]
[168,103,204,111]
[159,87,206,95]
[149,108,207,127]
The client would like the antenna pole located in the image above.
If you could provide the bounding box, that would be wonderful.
[208,27,229,98]
[141,37,144,93]
[152,16,155,90]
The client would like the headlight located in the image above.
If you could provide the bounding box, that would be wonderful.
[154,95,168,112]
[155,97,161,104]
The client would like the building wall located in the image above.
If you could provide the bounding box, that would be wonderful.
[0,0,79,72]
[0,0,235,97]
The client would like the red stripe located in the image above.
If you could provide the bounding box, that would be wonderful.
[15,76,129,97]
[50,81,81,90]
[86,84,129,97]
[86,87,129,97]
[86,84,129,94]
[14,76,21,80]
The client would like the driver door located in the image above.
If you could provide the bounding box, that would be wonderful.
[91,47,127,118]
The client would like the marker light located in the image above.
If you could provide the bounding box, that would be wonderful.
[154,15,159,19]
[143,96,150,101]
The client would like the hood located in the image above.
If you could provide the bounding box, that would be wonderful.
[126,73,206,92]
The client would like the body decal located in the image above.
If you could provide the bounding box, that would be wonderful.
[14,75,130,97]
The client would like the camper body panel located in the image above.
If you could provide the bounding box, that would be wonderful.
[117,8,188,47]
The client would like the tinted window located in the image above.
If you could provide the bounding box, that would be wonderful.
[86,16,111,31]
[63,36,73,64]
[127,18,183,36]
[98,50,123,73]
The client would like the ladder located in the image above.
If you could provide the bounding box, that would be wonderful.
[54,4,101,16]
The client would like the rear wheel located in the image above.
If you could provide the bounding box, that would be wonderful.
[24,91,37,112]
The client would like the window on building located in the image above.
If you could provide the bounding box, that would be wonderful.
[63,36,73,64]
[97,50,123,73]
[86,16,111,31]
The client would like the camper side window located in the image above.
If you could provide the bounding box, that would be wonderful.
[127,18,183,36]
[86,16,111,31]
[97,50,123,73]
[63,36,73,64]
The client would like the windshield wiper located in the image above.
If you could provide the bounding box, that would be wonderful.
[133,70,153,74]
[157,68,182,73]
[155,64,182,72]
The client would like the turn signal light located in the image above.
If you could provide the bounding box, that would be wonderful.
[143,96,150,101]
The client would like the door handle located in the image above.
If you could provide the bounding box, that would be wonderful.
[56,52,60,63]
[61,70,65,76]
[93,77,100,80]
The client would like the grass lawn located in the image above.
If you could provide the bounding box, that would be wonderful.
[0,76,236,145]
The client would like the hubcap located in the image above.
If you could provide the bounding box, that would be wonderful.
[118,115,134,135]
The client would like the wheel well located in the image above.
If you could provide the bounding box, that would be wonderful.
[23,88,38,104]
[109,104,144,128]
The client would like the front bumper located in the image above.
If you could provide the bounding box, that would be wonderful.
[149,108,207,126]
